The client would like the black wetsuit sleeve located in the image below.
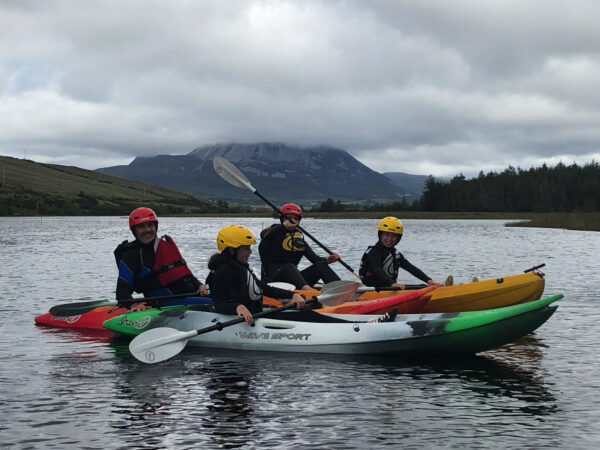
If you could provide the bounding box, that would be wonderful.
[303,242,325,264]
[364,248,396,286]
[212,264,244,315]
[398,254,431,283]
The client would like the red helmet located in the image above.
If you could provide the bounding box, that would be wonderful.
[129,207,158,229]
[281,203,302,217]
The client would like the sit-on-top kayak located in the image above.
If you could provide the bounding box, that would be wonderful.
[111,294,561,354]
[34,297,214,330]
[103,288,431,337]
[276,271,545,313]
[263,286,434,314]
[315,285,434,314]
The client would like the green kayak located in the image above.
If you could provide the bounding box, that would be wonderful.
[105,294,561,355]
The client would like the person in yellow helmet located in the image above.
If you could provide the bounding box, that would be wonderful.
[206,224,306,325]
[359,217,443,289]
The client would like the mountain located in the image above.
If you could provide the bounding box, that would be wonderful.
[0,155,223,216]
[97,143,409,205]
[383,172,430,199]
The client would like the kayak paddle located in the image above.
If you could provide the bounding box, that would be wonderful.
[357,284,428,293]
[213,156,361,280]
[48,291,198,317]
[129,280,361,364]
[323,279,427,294]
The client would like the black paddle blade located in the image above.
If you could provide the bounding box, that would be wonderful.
[48,299,116,317]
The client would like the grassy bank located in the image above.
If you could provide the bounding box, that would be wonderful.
[0,155,234,216]
[505,212,600,232]
[307,211,538,220]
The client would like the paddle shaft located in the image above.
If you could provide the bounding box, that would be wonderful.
[49,291,199,316]
[524,263,545,273]
[118,292,199,306]
[357,284,427,293]
[253,190,360,279]
[195,297,318,335]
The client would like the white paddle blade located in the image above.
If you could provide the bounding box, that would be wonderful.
[213,156,256,193]
[317,281,361,306]
[268,281,296,291]
[129,327,197,364]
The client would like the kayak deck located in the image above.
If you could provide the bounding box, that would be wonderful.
[126,294,561,355]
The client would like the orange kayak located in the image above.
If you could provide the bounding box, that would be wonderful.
[264,286,435,315]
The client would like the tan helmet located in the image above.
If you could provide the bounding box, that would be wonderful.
[378,216,404,235]
[217,225,256,252]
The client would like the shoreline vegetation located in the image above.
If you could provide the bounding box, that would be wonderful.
[2,210,598,232]
[1,155,598,231]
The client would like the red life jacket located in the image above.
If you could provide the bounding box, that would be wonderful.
[152,235,193,286]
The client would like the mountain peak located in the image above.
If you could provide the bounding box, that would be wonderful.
[97,142,418,204]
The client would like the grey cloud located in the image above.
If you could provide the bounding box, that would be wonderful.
[1,0,599,175]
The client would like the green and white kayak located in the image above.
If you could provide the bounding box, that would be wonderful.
[108,294,562,355]
[103,305,202,337]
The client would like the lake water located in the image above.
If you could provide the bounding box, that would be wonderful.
[1,216,599,448]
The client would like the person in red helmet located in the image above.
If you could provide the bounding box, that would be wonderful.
[115,207,208,310]
[258,203,341,290]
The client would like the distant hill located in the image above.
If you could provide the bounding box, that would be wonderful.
[383,172,429,198]
[97,143,410,205]
[0,155,227,216]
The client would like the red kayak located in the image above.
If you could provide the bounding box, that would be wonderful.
[34,297,215,330]
[35,305,129,330]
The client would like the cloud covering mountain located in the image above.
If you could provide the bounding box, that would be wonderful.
[2,1,599,177]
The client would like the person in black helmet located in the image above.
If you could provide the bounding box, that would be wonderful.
[258,203,341,290]
[115,207,208,310]
[359,216,443,288]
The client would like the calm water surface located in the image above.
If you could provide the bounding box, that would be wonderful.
[1,217,599,448]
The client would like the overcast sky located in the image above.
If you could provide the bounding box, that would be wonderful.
[1,0,599,177]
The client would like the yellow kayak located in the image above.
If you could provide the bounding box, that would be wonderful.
[290,271,545,313]
[419,271,545,312]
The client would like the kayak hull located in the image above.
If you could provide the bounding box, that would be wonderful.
[103,305,196,336]
[35,305,130,330]
[35,297,213,330]
[267,272,545,313]
[121,294,561,355]
[421,272,545,313]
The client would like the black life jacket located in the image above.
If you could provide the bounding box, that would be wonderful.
[359,245,399,282]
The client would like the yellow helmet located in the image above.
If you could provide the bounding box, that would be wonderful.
[217,225,256,252]
[378,217,403,235]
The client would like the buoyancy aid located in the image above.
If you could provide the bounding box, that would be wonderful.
[245,267,264,303]
[359,245,399,282]
[152,235,193,286]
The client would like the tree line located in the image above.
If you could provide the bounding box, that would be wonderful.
[312,161,600,213]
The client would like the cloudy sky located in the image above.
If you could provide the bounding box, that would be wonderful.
[1,0,599,177]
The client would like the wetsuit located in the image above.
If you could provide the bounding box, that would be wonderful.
[206,252,294,315]
[258,224,340,289]
[359,241,431,287]
[115,235,203,300]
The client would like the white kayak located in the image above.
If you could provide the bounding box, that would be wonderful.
[139,295,561,355]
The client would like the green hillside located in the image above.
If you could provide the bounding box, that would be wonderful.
[0,155,230,216]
